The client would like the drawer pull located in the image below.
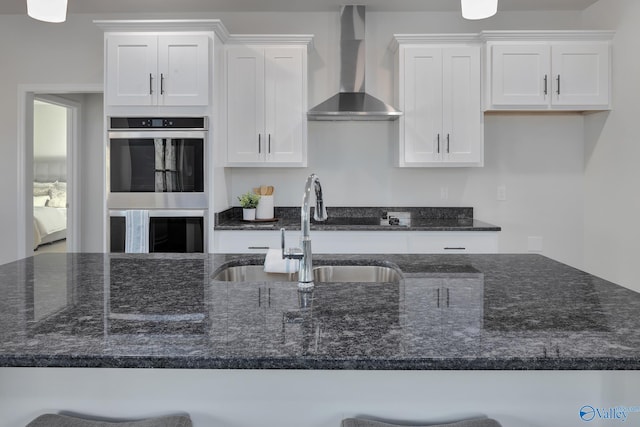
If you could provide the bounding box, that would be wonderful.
[248,246,270,250]
[444,247,466,250]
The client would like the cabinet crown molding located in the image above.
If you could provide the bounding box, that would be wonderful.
[480,30,615,42]
[226,34,314,50]
[94,19,230,42]
[390,34,481,52]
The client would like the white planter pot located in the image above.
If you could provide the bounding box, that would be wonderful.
[242,208,256,221]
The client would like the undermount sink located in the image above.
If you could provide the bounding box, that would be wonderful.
[312,265,401,283]
[212,264,402,284]
[212,265,296,282]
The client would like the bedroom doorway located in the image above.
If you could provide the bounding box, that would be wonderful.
[18,84,103,260]
[32,95,77,254]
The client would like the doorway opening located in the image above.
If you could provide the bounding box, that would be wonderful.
[32,96,73,254]
[18,84,103,259]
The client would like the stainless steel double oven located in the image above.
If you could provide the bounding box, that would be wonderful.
[107,117,207,253]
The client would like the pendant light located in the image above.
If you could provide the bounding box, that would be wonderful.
[27,0,68,23]
[461,0,498,20]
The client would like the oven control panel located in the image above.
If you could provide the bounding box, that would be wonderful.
[109,117,207,129]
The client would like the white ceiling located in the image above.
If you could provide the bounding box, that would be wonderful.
[1,0,600,14]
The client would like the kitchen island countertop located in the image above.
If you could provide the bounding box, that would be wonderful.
[0,253,638,370]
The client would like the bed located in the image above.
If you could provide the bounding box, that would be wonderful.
[33,158,67,250]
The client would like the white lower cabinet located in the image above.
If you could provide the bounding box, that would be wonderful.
[404,276,483,357]
[213,230,498,254]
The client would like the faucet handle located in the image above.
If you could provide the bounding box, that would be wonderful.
[281,227,303,260]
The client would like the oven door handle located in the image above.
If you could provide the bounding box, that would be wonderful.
[108,130,208,139]
[109,209,206,217]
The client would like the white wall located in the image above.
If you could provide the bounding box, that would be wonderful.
[78,93,105,252]
[33,101,67,159]
[221,11,587,269]
[0,7,611,275]
[0,15,104,264]
[582,0,640,292]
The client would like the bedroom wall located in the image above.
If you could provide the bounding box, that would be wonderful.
[33,101,67,160]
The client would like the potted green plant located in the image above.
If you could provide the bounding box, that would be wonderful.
[237,191,261,220]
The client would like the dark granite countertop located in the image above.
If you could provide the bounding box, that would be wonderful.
[215,207,501,231]
[1,252,638,370]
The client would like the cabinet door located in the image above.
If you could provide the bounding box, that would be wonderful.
[264,47,305,164]
[490,44,550,107]
[106,35,158,106]
[551,43,610,107]
[157,35,209,106]
[442,47,482,164]
[227,47,266,163]
[401,47,443,164]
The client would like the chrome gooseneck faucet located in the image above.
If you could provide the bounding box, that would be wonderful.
[281,173,328,288]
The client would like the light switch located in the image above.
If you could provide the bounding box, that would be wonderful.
[497,185,507,201]
[440,187,449,200]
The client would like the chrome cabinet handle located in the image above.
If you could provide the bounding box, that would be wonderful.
[544,75,548,95]
[149,73,153,95]
[437,134,440,154]
[258,134,261,153]
[160,73,165,95]
[556,75,561,95]
[268,134,271,153]
[447,134,450,154]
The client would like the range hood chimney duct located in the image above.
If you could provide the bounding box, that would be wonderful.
[307,5,402,121]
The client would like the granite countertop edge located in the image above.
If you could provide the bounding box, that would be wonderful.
[3,253,640,371]
[2,355,639,370]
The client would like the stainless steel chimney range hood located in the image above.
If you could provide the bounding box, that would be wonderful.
[307,5,402,121]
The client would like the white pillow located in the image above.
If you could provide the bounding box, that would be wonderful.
[33,181,54,197]
[47,187,66,208]
[33,195,49,207]
[47,196,66,208]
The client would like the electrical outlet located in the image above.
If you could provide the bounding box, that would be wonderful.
[497,185,507,201]
[440,187,449,200]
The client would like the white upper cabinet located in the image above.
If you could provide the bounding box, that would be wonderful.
[484,31,613,111]
[226,38,312,167]
[106,34,209,106]
[394,36,483,167]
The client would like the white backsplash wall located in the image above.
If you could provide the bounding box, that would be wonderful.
[227,113,585,270]
[582,0,640,292]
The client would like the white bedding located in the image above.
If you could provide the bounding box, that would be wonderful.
[33,206,67,248]
[32,166,67,249]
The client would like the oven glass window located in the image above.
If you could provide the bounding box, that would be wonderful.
[109,216,204,253]
[149,217,204,253]
[110,138,204,193]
